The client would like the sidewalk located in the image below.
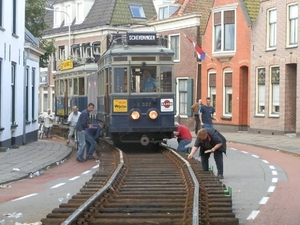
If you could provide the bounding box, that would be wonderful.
[0,137,72,185]
[0,132,300,186]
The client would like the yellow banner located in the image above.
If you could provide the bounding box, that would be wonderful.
[113,99,128,112]
[60,59,73,71]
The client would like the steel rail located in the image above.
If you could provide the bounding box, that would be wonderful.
[61,148,124,225]
[163,144,199,225]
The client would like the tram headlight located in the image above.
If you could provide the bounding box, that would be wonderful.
[148,110,158,120]
[130,110,141,120]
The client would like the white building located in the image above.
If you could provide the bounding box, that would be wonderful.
[0,1,44,147]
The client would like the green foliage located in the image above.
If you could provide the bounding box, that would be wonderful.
[25,0,56,68]
[40,39,56,68]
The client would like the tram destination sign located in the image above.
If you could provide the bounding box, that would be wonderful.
[127,32,157,45]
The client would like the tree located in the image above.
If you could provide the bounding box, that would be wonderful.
[25,0,56,68]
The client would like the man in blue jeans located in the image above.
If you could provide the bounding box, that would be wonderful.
[174,122,192,153]
[200,97,219,128]
[75,103,95,162]
[85,122,105,160]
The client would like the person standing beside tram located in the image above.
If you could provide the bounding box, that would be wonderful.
[191,99,202,135]
[66,106,81,146]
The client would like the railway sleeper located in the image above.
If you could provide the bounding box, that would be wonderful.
[108,198,187,203]
[207,217,239,225]
[98,207,188,214]
[205,196,232,202]
[118,189,187,193]
[87,218,185,225]
[101,202,186,208]
[207,207,234,213]
[40,218,65,225]
[52,208,77,213]
[202,212,237,218]
[115,194,187,200]
[46,213,71,218]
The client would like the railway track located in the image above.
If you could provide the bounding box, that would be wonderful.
[41,140,239,225]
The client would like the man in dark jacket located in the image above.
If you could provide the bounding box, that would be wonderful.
[187,128,226,179]
[75,103,95,162]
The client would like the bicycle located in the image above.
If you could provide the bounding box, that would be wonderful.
[38,122,45,139]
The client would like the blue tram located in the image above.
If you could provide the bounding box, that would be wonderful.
[94,31,176,146]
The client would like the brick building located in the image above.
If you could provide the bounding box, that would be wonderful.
[201,0,259,132]
[251,0,300,135]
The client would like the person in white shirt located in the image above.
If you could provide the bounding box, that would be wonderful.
[43,109,54,138]
[66,106,81,145]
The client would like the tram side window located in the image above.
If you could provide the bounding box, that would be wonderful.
[55,80,59,96]
[74,79,78,95]
[79,77,85,95]
[60,80,64,95]
[160,67,172,92]
[68,79,73,95]
[114,68,128,93]
[131,67,157,93]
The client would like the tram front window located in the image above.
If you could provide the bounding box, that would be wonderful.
[131,67,157,93]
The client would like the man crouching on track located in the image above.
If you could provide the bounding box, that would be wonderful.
[187,128,227,179]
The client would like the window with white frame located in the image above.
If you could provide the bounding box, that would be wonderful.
[82,43,92,58]
[43,91,48,112]
[223,72,232,115]
[158,5,179,20]
[65,4,71,26]
[52,90,55,112]
[25,67,29,121]
[58,46,65,60]
[287,4,298,46]
[129,5,145,18]
[268,9,277,49]
[40,71,48,83]
[12,0,17,34]
[178,79,188,115]
[213,10,235,52]
[256,68,266,114]
[170,35,179,61]
[11,63,16,124]
[270,67,280,115]
[92,42,100,55]
[32,68,36,120]
[208,72,216,108]
[76,2,83,24]
[53,7,61,28]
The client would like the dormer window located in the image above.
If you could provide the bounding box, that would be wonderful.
[53,7,61,28]
[76,1,84,24]
[129,5,145,18]
[65,4,72,26]
[158,5,179,20]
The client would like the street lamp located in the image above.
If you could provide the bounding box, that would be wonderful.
[45,7,71,59]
